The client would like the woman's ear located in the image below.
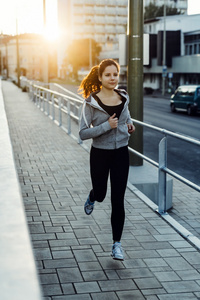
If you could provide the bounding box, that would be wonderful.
[98,76,101,82]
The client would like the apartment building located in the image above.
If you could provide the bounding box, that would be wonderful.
[57,0,128,78]
[0,34,57,82]
[57,0,189,79]
[144,0,187,13]
[144,13,200,91]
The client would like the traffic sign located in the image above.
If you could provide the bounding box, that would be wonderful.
[162,65,167,72]
[168,72,173,79]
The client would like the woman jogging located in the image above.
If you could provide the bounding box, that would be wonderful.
[79,59,135,260]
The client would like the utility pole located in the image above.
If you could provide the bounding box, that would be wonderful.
[127,0,143,166]
[16,18,20,87]
[43,0,49,83]
[162,0,167,95]
[0,33,4,76]
[5,40,8,78]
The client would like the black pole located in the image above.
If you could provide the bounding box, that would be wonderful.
[127,0,144,166]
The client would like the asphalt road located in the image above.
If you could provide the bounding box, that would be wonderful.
[143,94,200,186]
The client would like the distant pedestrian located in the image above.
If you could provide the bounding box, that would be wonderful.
[79,59,135,260]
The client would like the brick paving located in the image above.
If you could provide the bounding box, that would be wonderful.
[2,80,200,299]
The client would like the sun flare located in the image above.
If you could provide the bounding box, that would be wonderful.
[43,26,60,41]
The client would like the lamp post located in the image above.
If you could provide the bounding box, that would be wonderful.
[162,0,167,96]
[0,33,5,77]
[5,38,8,78]
[43,0,48,83]
[16,18,20,87]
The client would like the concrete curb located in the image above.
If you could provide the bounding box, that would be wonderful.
[0,80,43,300]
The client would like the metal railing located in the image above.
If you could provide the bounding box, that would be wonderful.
[27,81,200,214]
[129,119,200,213]
[28,81,83,142]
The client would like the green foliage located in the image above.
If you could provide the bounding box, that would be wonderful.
[64,38,101,77]
[144,3,182,20]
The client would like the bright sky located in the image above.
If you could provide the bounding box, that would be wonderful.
[0,0,58,40]
[0,0,199,37]
[187,0,200,14]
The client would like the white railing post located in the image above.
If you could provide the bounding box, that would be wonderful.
[52,94,55,120]
[158,136,167,214]
[42,90,45,112]
[58,97,62,126]
[39,89,42,109]
[47,92,50,116]
[67,101,71,134]
[36,88,39,105]
[78,106,82,144]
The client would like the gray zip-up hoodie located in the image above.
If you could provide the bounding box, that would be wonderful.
[79,89,133,149]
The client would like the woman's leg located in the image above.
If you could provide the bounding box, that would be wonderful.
[90,146,110,203]
[110,146,129,242]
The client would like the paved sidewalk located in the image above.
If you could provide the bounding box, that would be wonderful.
[2,80,200,300]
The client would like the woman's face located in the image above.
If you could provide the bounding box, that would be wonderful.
[99,64,119,90]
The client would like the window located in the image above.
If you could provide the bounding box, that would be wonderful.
[185,45,188,55]
[189,45,193,55]
[194,44,197,54]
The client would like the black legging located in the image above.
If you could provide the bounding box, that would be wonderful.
[89,146,129,242]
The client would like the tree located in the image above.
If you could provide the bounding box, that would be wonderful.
[64,38,101,78]
[144,3,182,20]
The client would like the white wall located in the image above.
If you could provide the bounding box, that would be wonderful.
[144,14,200,35]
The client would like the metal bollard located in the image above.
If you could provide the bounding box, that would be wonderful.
[158,136,167,214]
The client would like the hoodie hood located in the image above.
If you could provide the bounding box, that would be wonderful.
[82,89,129,128]
[85,89,129,109]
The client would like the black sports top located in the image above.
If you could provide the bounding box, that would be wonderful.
[93,93,125,119]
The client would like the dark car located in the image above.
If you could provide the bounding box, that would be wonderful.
[170,85,200,115]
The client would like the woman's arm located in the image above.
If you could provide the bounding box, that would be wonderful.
[126,104,135,133]
[79,103,111,140]
[127,123,135,133]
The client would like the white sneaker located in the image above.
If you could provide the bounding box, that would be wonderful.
[111,242,124,261]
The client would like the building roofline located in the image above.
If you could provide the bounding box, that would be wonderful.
[144,18,160,24]
[184,30,200,35]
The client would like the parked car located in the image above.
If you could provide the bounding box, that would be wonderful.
[170,85,200,115]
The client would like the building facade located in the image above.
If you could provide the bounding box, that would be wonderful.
[144,13,200,91]
[144,0,187,13]
[0,34,57,83]
[57,0,190,79]
[57,0,128,78]
[0,34,44,82]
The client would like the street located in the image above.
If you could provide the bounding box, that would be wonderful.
[143,95,200,186]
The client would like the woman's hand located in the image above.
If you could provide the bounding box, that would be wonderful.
[127,123,135,134]
[108,113,118,129]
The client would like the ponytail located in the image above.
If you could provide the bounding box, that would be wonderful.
[78,65,101,98]
[78,59,120,99]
